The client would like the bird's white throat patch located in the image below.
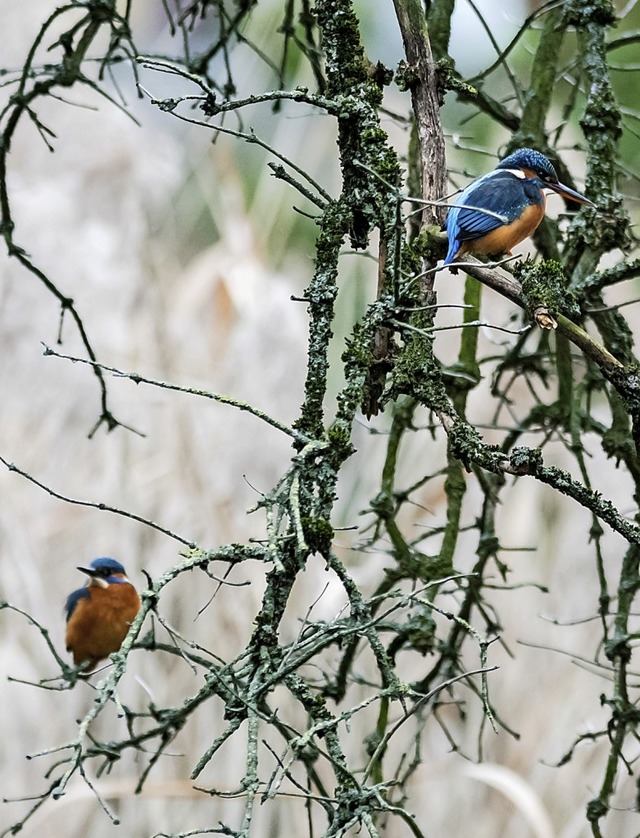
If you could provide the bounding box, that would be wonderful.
[90,576,110,589]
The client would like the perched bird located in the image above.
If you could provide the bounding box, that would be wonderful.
[444,148,595,266]
[65,557,140,673]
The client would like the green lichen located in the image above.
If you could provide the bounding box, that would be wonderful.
[314,1,369,97]
[509,446,543,474]
[515,258,580,319]
[315,1,403,250]
[562,0,617,27]
[394,59,419,93]
[368,61,394,89]
[403,225,446,274]
[435,58,477,98]
[606,363,640,420]
[391,311,450,411]
[402,609,437,654]
[565,196,631,256]
[326,422,355,462]
[301,516,335,555]
[447,419,500,471]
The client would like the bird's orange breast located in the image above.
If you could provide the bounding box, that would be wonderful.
[457,200,546,259]
[65,583,140,672]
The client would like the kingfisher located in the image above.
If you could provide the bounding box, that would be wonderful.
[65,557,141,673]
[443,148,595,266]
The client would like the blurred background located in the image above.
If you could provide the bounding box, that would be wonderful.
[1,1,639,836]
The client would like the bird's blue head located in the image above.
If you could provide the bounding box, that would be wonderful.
[497,147,595,207]
[78,557,129,584]
[497,148,557,182]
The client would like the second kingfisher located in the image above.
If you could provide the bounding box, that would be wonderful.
[443,148,595,266]
[65,557,141,673]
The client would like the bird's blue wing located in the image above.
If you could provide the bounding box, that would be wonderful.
[65,587,90,621]
[444,171,528,263]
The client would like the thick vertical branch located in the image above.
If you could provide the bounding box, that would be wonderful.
[563,0,630,277]
[518,6,564,145]
[513,5,565,260]
[314,0,405,417]
[295,208,346,439]
[393,0,447,233]
[587,544,640,837]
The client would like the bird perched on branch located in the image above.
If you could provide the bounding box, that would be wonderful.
[443,148,595,266]
[65,557,140,673]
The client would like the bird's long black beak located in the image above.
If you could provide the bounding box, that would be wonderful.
[77,565,98,577]
[548,180,596,207]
